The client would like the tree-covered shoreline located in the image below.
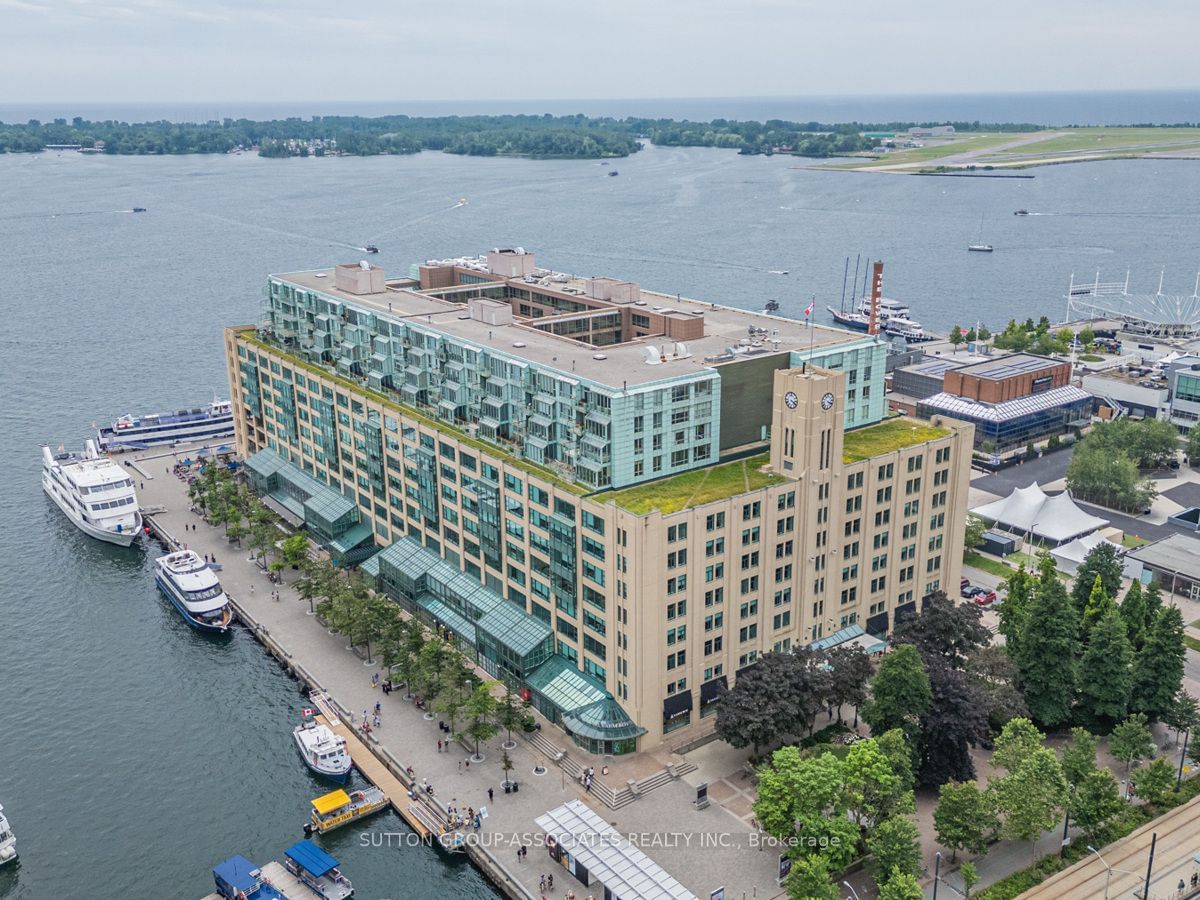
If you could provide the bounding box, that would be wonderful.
[4,113,1195,160]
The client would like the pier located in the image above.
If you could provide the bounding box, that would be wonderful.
[133,443,784,900]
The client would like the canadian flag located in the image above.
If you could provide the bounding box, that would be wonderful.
[803,299,815,317]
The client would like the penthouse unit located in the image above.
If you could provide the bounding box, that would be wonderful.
[227,254,973,752]
[255,250,886,492]
[919,353,1091,455]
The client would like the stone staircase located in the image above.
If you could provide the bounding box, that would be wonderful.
[524,731,696,810]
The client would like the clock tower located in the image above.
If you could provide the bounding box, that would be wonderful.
[769,366,846,477]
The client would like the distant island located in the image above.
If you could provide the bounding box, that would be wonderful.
[2,114,1199,167]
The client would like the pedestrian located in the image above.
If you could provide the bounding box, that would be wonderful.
[464,759,470,770]
[140,481,144,489]
[374,701,381,715]
[547,874,553,891]
[488,787,494,802]
[250,582,254,595]
[539,875,546,892]
[211,554,216,564]
[438,739,443,753]
[458,760,463,773]
[372,673,380,688]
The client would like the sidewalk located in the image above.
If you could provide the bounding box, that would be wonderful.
[135,450,785,900]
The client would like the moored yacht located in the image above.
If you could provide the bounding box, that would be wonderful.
[154,550,233,633]
[827,294,930,341]
[0,803,15,867]
[97,399,233,451]
[42,442,141,545]
[293,708,352,783]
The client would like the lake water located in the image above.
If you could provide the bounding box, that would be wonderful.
[1,142,1199,897]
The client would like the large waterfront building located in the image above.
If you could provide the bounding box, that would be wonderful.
[226,250,974,752]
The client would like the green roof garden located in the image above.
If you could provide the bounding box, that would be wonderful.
[241,331,587,496]
[842,417,948,463]
[603,452,786,516]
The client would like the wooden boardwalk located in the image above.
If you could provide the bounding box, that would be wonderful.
[310,698,455,845]
[1021,794,1200,899]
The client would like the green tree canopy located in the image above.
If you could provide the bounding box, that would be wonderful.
[1016,557,1079,729]
[1119,580,1150,650]
[1070,544,1124,618]
[715,650,830,755]
[1131,605,1186,720]
[892,592,990,670]
[1077,605,1134,729]
[867,816,922,886]
[783,855,840,900]
[1109,713,1154,774]
[934,781,997,860]
[992,718,1046,774]
[1070,768,1123,837]
[991,747,1068,856]
[878,869,924,900]
[1131,757,1175,806]
[862,644,931,747]
[1060,727,1100,788]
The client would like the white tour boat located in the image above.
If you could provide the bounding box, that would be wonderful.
[0,803,16,867]
[97,399,233,451]
[41,441,142,546]
[154,550,233,634]
[294,708,352,783]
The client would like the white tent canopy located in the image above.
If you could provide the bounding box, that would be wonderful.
[973,481,1108,545]
[1050,532,1124,576]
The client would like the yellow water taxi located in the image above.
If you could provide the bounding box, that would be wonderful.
[305,787,388,835]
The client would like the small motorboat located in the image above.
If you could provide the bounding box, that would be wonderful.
[293,708,352,783]
[968,244,994,253]
[0,803,15,867]
[608,170,619,176]
[363,245,379,254]
[132,207,147,213]
[764,299,781,312]
[1013,209,1029,216]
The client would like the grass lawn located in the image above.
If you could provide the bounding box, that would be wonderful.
[842,418,949,463]
[841,132,1035,168]
[606,453,784,515]
[1185,635,1200,654]
[963,550,1012,578]
[1078,353,1105,363]
[1007,127,1200,155]
[1121,534,1151,549]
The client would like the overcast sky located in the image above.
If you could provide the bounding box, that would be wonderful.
[2,0,1198,103]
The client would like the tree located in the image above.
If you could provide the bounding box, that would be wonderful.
[965,326,978,343]
[754,747,860,871]
[964,514,987,554]
[1071,545,1124,618]
[495,686,530,747]
[1060,727,1100,788]
[965,645,1028,733]
[1109,713,1154,775]
[862,644,931,749]
[715,651,828,756]
[992,718,1046,774]
[843,737,913,828]
[500,749,515,788]
[878,870,924,900]
[997,563,1035,660]
[1077,606,1134,729]
[1188,426,1200,463]
[783,855,840,900]
[1131,757,1175,806]
[992,747,1068,860]
[977,324,992,342]
[1078,325,1095,349]
[876,728,917,802]
[1163,691,1200,745]
[961,861,980,899]
[822,645,872,723]
[867,817,922,886]
[1016,557,1079,729]
[433,665,474,741]
[464,682,499,761]
[1119,580,1149,650]
[892,592,990,670]
[919,659,990,787]
[934,781,997,861]
[1066,443,1154,512]
[949,325,965,352]
[280,532,309,577]
[1070,769,1123,837]
[1131,605,1186,720]
[1080,576,1117,638]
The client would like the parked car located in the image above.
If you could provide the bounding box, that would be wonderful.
[961,584,980,600]
[960,576,970,591]
[974,589,997,606]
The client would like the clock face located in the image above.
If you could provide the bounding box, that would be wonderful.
[821,392,835,410]
[784,391,798,409]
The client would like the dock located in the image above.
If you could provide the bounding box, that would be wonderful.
[309,695,453,846]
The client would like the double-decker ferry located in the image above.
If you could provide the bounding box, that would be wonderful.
[154,550,233,633]
[41,441,142,545]
[97,399,233,451]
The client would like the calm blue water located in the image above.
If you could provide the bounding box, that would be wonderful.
[1,141,1199,898]
[3,89,1200,126]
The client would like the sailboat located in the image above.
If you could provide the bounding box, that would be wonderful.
[968,214,993,252]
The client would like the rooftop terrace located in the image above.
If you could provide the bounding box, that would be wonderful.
[276,261,864,390]
[841,418,949,463]
[601,452,785,515]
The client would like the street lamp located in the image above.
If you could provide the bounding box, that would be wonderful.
[932,851,942,900]
[1178,729,1191,790]
[841,882,862,900]
[1088,845,1143,900]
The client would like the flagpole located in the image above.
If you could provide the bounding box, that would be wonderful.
[807,294,816,371]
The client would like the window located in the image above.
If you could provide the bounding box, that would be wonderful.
[742,501,761,521]
[666,574,687,594]
[667,523,688,542]
[740,551,759,570]
[777,491,795,510]
[739,600,759,619]
[705,563,724,582]
[739,624,758,642]
[705,612,724,631]
[741,527,760,546]
[706,537,725,557]
[739,575,759,595]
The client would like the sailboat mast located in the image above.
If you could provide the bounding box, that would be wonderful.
[840,256,851,313]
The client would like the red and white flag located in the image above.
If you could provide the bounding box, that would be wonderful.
[803,299,815,317]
